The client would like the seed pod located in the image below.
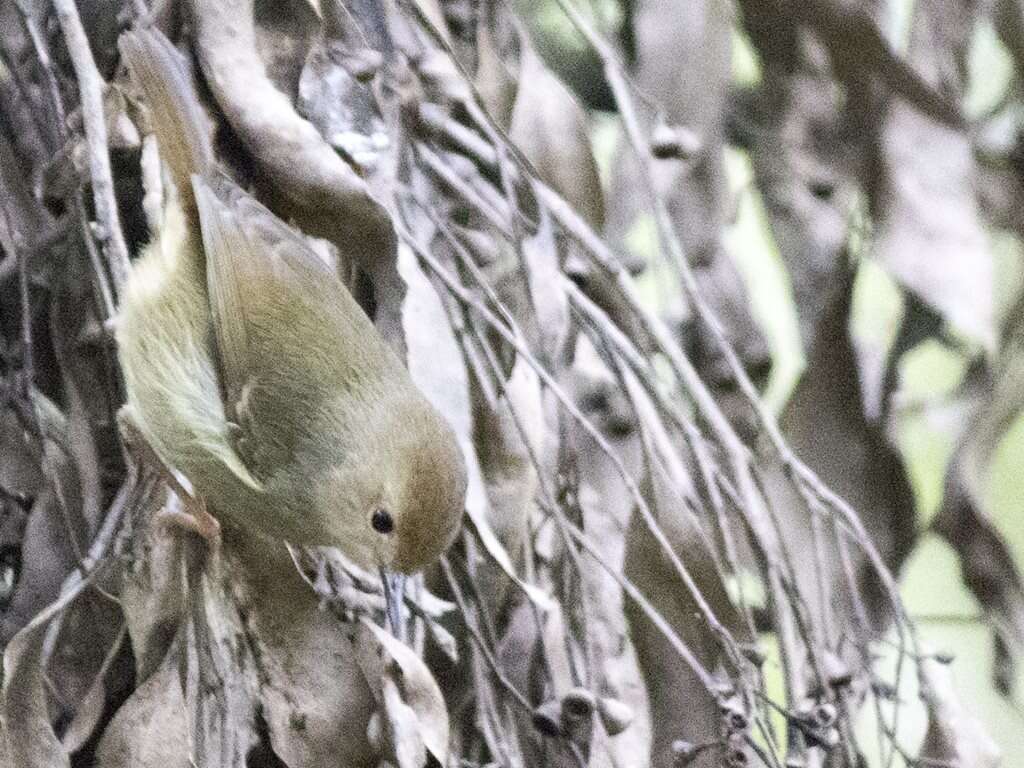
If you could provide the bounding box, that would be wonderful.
[725,733,749,767]
[560,688,596,744]
[813,703,837,729]
[597,696,634,736]
[803,725,840,751]
[739,643,766,668]
[532,700,563,737]
[719,695,749,733]
[823,651,853,689]
[560,687,597,725]
[671,739,698,767]
[650,122,701,161]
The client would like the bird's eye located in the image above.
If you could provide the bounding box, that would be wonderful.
[371,508,394,534]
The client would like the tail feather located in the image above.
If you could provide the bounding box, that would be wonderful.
[119,28,214,212]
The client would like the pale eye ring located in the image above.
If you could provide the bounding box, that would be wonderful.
[371,508,394,534]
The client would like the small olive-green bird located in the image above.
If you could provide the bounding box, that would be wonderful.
[116,29,466,592]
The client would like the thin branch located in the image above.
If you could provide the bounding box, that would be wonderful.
[402,220,722,693]
[52,0,132,292]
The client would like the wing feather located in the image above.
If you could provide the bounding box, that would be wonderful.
[191,174,398,481]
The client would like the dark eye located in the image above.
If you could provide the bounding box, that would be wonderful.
[371,508,394,534]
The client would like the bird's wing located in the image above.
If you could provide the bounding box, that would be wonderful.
[192,173,392,481]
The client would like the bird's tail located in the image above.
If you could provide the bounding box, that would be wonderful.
[119,28,214,214]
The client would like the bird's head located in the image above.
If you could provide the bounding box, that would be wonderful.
[366,419,467,575]
[362,405,467,637]
[307,392,467,635]
[311,397,467,574]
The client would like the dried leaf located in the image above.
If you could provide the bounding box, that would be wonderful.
[93,656,190,768]
[606,0,732,251]
[297,36,388,175]
[0,406,43,507]
[539,603,578,695]
[353,617,450,766]
[216,537,377,768]
[873,0,994,348]
[1,393,83,646]
[622,431,752,768]
[3,624,69,767]
[509,42,604,230]
[772,268,916,633]
[470,356,544,611]
[1,576,86,768]
[191,0,397,294]
[180,556,262,766]
[61,625,127,754]
[474,358,543,551]
[731,11,855,350]
[414,0,452,45]
[606,0,769,378]
[399,242,554,611]
[571,338,653,767]
[934,351,1024,692]
[623,504,730,768]
[381,675,429,768]
[475,11,517,128]
[794,0,964,128]
[918,652,1001,767]
[875,114,993,347]
[118,497,186,682]
[521,209,570,362]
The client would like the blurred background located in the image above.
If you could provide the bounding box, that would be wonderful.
[520,0,1024,760]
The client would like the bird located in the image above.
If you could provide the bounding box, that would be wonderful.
[115,28,466,625]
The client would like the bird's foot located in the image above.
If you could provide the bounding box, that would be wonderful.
[118,407,220,543]
[156,495,221,542]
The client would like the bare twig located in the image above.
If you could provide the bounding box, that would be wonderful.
[52,0,132,292]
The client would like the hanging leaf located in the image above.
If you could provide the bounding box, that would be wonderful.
[732,3,856,351]
[771,266,917,634]
[918,652,1001,767]
[353,617,451,767]
[607,0,770,379]
[400,240,553,610]
[934,350,1024,695]
[872,0,994,349]
[2,614,72,768]
[93,657,190,768]
[509,42,604,230]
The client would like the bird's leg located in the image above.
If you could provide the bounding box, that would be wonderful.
[117,408,221,542]
[154,480,221,542]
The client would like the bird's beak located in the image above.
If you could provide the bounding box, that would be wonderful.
[379,567,406,642]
